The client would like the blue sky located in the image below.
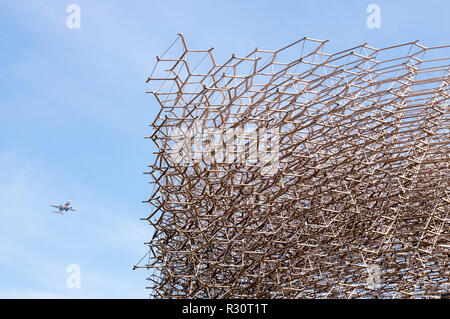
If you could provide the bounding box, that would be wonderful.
[0,0,448,298]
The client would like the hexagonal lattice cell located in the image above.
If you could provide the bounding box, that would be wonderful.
[136,34,449,298]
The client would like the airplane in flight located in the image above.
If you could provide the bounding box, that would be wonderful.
[49,200,78,215]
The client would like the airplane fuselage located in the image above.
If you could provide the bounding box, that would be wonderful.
[50,200,76,214]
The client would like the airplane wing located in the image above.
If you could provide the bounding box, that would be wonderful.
[69,208,78,212]
[49,205,60,208]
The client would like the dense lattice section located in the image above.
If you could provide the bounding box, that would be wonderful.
[136,34,449,298]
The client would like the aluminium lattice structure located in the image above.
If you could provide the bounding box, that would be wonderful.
[136,34,450,298]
